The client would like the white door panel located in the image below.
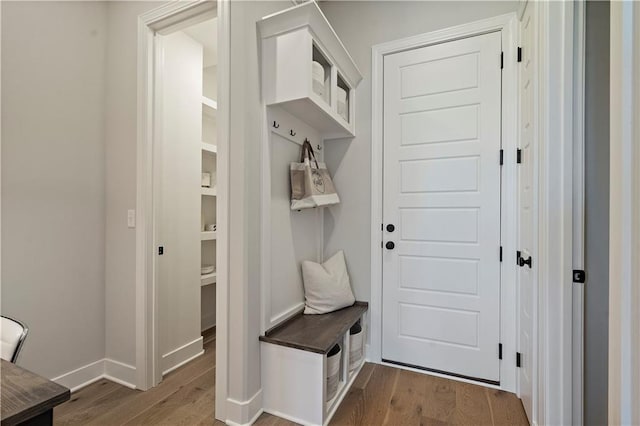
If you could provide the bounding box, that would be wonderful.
[382,32,502,382]
[400,157,480,193]
[400,52,479,97]
[157,32,203,364]
[400,105,480,144]
[518,3,535,421]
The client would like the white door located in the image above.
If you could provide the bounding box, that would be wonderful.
[156,31,203,373]
[382,32,503,382]
[518,2,536,421]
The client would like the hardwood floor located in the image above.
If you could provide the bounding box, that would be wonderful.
[256,364,528,426]
[54,337,218,426]
[55,345,528,426]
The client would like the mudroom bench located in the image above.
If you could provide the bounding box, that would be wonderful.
[260,302,368,426]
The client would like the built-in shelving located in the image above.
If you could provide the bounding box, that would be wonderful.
[201,272,217,286]
[201,231,217,241]
[185,17,217,336]
[202,96,217,118]
[259,3,364,424]
[261,303,368,425]
[200,60,217,331]
[202,143,217,154]
[258,1,362,139]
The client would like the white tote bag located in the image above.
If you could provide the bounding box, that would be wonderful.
[290,140,340,210]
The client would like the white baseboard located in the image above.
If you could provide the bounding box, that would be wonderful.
[52,358,137,392]
[162,336,204,376]
[52,359,105,392]
[201,315,216,332]
[226,388,263,425]
[104,358,137,389]
[262,408,311,426]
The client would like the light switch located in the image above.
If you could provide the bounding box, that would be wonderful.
[127,209,136,228]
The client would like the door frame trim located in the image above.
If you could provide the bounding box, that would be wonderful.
[370,12,520,393]
[136,0,230,420]
[534,2,576,424]
[608,1,640,424]
[571,1,585,424]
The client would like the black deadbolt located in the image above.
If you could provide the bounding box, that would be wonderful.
[386,224,395,232]
[385,241,395,250]
[518,255,532,268]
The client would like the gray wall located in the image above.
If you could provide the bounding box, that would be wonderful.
[228,1,292,413]
[104,0,166,370]
[584,1,610,424]
[1,1,107,378]
[0,0,167,379]
[319,1,519,301]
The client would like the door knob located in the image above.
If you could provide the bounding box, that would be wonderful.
[518,255,532,268]
[386,224,395,232]
[385,241,395,250]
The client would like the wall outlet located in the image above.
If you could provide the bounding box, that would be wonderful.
[127,209,136,228]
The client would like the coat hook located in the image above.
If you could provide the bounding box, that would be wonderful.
[290,129,296,137]
[273,121,279,128]
[316,144,322,151]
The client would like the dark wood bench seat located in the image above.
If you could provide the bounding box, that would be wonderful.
[259,301,368,354]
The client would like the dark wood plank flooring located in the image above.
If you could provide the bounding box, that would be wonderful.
[55,342,528,426]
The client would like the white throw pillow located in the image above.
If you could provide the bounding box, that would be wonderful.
[302,250,356,314]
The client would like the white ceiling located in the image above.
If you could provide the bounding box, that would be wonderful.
[183,18,218,68]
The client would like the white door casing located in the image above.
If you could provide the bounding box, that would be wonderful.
[517,1,535,421]
[382,32,503,382]
[609,1,640,424]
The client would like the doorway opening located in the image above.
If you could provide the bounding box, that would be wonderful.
[155,13,218,377]
[136,0,229,421]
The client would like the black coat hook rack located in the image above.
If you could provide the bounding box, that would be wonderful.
[273,121,279,128]
[290,129,296,137]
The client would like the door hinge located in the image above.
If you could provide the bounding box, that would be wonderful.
[516,352,522,368]
[499,343,503,360]
[573,269,586,283]
[500,51,504,69]
[499,246,503,262]
[517,47,522,62]
[158,246,164,255]
[516,250,521,265]
[499,149,504,165]
[517,148,522,164]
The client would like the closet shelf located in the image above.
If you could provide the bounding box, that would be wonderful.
[202,96,217,118]
[201,187,217,196]
[277,98,353,138]
[201,272,217,286]
[201,231,217,241]
[201,143,217,154]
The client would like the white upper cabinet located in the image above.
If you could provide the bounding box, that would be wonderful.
[258,1,363,139]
